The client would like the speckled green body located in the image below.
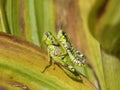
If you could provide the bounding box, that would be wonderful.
[47,45,74,67]
[43,32,74,67]
[57,30,86,66]
[42,31,82,81]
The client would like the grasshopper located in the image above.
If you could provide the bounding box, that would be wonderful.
[57,30,86,66]
[42,32,82,81]
[56,30,101,89]
[42,30,101,89]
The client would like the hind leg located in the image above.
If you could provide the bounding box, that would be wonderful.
[41,54,53,73]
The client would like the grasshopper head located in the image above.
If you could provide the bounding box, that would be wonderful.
[42,32,58,45]
[57,30,67,42]
[57,30,65,38]
[57,30,71,47]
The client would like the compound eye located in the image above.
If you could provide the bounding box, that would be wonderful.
[45,32,51,37]
[60,30,65,35]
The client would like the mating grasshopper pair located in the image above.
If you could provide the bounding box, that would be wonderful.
[42,30,86,81]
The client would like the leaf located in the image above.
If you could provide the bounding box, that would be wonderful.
[88,0,120,90]
[88,0,120,57]
[0,32,97,90]
[6,0,55,48]
[79,0,106,90]
[0,0,10,33]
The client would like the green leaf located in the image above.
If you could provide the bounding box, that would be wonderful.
[88,0,120,90]
[0,0,10,32]
[88,0,120,57]
[0,32,97,90]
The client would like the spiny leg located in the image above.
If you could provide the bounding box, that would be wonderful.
[42,49,68,73]
[41,54,53,73]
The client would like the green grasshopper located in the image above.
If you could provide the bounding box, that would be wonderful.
[57,30,86,67]
[42,30,101,89]
[56,30,101,89]
[42,31,82,81]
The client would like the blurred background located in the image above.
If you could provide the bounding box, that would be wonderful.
[0,0,120,90]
